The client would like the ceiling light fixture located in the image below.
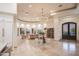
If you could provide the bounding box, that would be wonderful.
[29,4,32,8]
[40,8,48,20]
[20,24,25,28]
[50,10,56,13]
[50,10,53,13]
[50,13,57,16]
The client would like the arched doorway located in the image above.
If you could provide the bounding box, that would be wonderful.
[62,22,77,40]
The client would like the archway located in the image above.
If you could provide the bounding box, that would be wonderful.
[62,22,77,40]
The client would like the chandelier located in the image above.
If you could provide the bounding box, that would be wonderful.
[40,8,48,20]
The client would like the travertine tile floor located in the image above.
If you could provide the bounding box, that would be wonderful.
[11,39,79,56]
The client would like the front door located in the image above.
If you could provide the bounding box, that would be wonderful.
[62,22,77,40]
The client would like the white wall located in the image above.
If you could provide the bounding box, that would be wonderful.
[0,3,17,14]
[0,13,14,46]
[0,3,17,48]
[0,17,4,42]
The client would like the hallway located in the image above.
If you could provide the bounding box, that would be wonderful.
[0,3,79,56]
[11,39,79,56]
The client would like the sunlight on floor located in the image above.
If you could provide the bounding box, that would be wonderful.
[11,39,79,56]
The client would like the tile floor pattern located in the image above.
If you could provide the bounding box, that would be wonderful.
[11,39,79,56]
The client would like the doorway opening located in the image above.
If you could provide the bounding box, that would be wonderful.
[62,22,77,41]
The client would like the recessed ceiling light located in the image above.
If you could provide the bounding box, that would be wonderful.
[50,10,56,13]
[20,24,25,28]
[26,24,30,27]
[50,10,53,13]
[29,4,32,8]
[50,13,57,16]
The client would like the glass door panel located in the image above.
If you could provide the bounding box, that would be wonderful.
[69,24,76,36]
[63,24,68,36]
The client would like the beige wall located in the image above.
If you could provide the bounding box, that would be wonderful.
[53,4,79,41]
[53,13,79,41]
